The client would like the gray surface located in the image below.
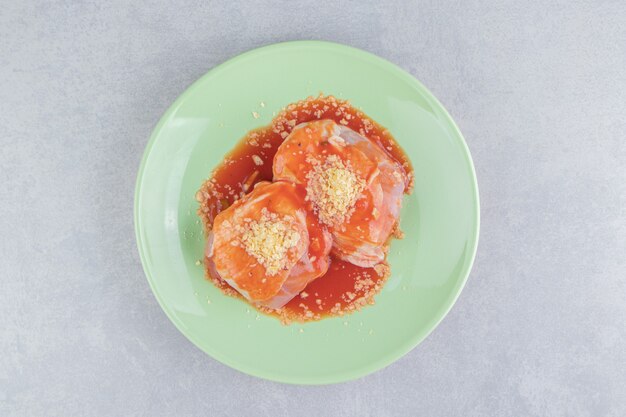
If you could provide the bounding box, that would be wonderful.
[1,1,625,416]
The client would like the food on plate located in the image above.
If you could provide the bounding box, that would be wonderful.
[205,181,332,309]
[196,95,413,323]
[273,119,408,267]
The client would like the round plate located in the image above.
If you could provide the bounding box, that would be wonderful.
[135,41,479,384]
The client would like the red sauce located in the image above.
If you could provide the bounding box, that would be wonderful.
[281,257,384,316]
[196,95,412,323]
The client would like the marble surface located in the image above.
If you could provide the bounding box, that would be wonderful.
[1,1,625,416]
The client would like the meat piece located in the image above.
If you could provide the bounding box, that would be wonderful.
[273,120,407,267]
[205,181,332,309]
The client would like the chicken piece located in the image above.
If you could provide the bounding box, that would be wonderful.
[273,120,407,267]
[205,181,332,309]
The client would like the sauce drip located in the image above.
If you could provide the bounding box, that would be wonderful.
[197,95,413,323]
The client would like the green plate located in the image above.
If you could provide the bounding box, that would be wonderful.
[134,41,479,384]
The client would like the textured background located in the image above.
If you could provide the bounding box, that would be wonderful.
[1,1,625,416]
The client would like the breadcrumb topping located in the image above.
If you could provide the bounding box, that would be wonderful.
[305,154,365,226]
[251,154,263,166]
[239,208,301,275]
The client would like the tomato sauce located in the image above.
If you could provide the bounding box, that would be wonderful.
[196,95,413,323]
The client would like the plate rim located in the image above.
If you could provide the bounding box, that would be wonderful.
[134,40,480,384]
